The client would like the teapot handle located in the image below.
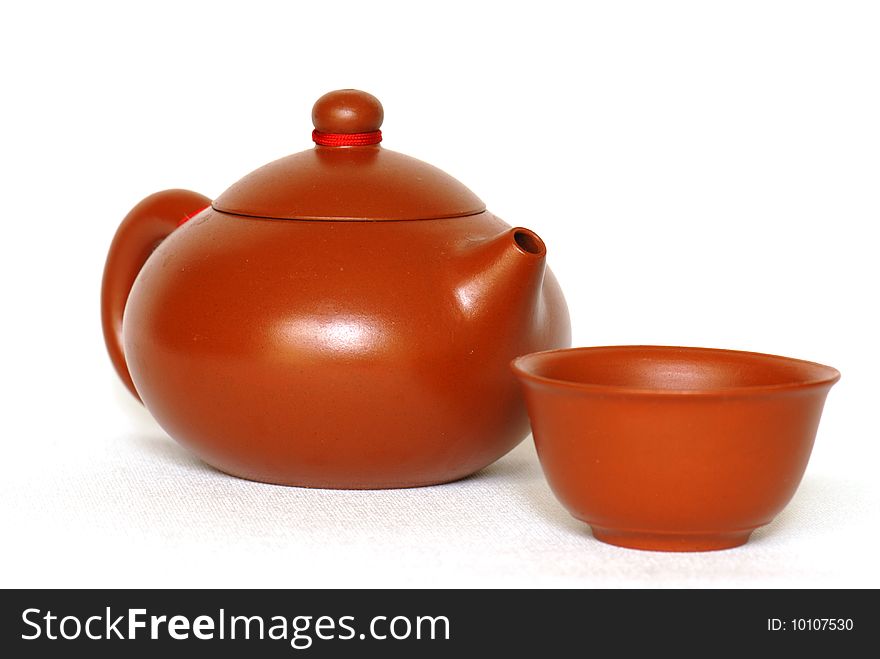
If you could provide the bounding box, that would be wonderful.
[101,189,211,401]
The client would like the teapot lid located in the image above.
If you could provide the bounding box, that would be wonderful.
[212,90,486,221]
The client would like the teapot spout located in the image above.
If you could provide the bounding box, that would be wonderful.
[487,226,547,279]
[510,227,547,260]
[455,227,549,328]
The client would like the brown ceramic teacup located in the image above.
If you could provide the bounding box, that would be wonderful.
[511,346,839,552]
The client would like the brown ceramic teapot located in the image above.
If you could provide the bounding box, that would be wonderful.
[101,90,571,488]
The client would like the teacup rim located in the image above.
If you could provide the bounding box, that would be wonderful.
[511,345,841,397]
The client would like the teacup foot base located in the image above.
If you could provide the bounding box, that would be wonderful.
[589,526,754,552]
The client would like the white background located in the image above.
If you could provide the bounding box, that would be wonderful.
[1,1,878,587]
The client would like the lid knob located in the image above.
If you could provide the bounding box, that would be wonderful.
[312,90,383,146]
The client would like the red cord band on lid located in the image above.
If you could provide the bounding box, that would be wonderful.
[312,129,382,147]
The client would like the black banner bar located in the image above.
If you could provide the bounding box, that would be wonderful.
[0,589,871,656]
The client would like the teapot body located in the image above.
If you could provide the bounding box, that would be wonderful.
[122,207,570,487]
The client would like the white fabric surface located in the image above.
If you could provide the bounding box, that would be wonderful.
[2,378,876,589]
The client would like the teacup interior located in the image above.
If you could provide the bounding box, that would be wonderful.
[520,346,839,392]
